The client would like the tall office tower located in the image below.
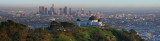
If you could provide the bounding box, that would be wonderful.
[48,8,52,15]
[52,4,55,12]
[63,6,67,15]
[69,8,72,15]
[59,8,63,15]
[57,10,60,15]
[82,11,86,16]
[81,8,84,12]
[52,12,54,16]
[49,8,52,14]
[49,4,55,14]
[89,11,92,16]
[39,6,42,14]
[81,8,86,15]
[54,10,57,15]
[45,8,48,14]
[52,4,55,9]
[39,6,45,14]
[77,10,81,16]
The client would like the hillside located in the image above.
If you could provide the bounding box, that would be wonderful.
[0,20,145,41]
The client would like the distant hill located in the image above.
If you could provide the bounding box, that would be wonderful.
[0,20,145,41]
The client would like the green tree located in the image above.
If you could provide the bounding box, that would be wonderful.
[56,34,72,41]
[122,28,129,34]
[34,28,49,41]
[61,22,75,29]
[0,20,28,41]
[129,29,137,34]
[49,21,62,32]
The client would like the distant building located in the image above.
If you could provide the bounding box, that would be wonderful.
[39,6,45,14]
[16,10,25,16]
[0,16,2,19]
[77,10,81,16]
[57,10,60,15]
[48,8,53,15]
[69,8,72,15]
[76,16,103,27]
[63,6,67,15]
[52,4,55,9]
[59,8,63,15]
[51,4,55,13]
[81,8,86,16]
[45,8,48,14]
[49,17,56,21]
[49,4,55,15]
[72,10,76,15]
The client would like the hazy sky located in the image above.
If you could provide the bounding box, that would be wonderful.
[0,0,160,8]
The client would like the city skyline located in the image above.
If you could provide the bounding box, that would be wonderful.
[0,0,160,8]
[0,0,160,41]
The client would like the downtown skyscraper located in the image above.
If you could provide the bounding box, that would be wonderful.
[51,4,55,13]
[38,4,97,16]
[48,4,55,15]
[63,6,68,15]
[45,8,48,15]
[39,6,48,14]
[39,6,44,14]
[81,8,86,16]
[69,8,72,15]
[77,10,81,16]
[59,8,63,15]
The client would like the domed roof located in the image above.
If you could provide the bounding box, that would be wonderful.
[77,19,81,21]
[98,19,102,22]
[89,16,98,20]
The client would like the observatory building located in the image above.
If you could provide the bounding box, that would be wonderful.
[76,16,103,27]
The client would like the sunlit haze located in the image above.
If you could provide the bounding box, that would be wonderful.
[0,0,160,8]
